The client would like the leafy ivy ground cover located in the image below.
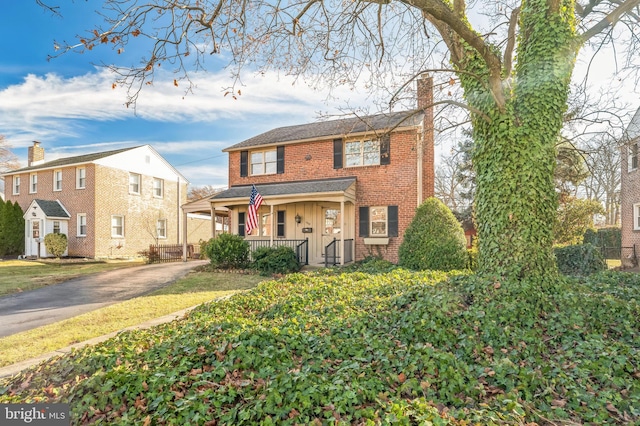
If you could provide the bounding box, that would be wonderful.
[1,267,639,425]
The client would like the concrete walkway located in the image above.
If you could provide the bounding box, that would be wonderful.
[0,260,208,379]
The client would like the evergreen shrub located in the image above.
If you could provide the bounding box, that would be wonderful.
[252,246,300,275]
[554,243,607,276]
[44,233,68,258]
[204,234,250,269]
[398,197,468,271]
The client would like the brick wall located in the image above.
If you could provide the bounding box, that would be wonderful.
[620,138,640,267]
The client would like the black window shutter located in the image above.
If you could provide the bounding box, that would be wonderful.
[380,134,390,165]
[359,206,369,237]
[277,211,285,237]
[333,138,343,169]
[277,146,285,174]
[238,212,246,237]
[388,205,398,237]
[240,151,248,177]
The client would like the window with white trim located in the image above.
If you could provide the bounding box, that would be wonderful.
[634,204,640,231]
[76,167,86,189]
[345,139,380,167]
[77,214,87,237]
[129,173,141,194]
[629,142,639,172]
[12,176,20,195]
[111,215,124,237]
[53,221,60,234]
[370,206,388,236]
[29,173,38,194]
[53,170,62,191]
[153,178,164,198]
[251,149,277,175]
[156,219,167,238]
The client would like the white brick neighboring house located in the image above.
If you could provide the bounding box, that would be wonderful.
[620,107,640,267]
[1,142,192,259]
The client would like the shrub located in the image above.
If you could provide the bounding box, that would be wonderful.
[466,247,478,271]
[252,245,300,275]
[554,243,607,276]
[583,227,621,259]
[204,234,250,269]
[398,197,468,271]
[44,233,67,258]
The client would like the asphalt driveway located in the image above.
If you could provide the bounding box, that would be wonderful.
[0,260,208,338]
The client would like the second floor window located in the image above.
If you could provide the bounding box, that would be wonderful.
[76,167,86,189]
[13,176,20,195]
[129,173,141,194]
[629,143,639,172]
[111,215,124,237]
[153,178,164,198]
[30,173,38,193]
[54,170,62,191]
[346,139,380,167]
[251,149,277,175]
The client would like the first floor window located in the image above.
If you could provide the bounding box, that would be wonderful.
[157,219,167,238]
[345,139,380,167]
[129,173,141,194]
[251,149,277,175]
[238,212,246,237]
[76,167,86,189]
[54,170,62,191]
[324,209,341,235]
[277,211,285,237]
[261,213,272,237]
[78,214,87,236]
[13,176,20,195]
[53,221,60,234]
[111,215,124,237]
[634,204,640,230]
[370,206,388,236]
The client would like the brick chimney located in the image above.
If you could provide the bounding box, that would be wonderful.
[417,74,435,202]
[28,141,45,167]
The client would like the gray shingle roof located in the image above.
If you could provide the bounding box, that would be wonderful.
[225,110,423,151]
[34,199,70,218]
[211,177,356,200]
[626,106,640,140]
[7,147,139,174]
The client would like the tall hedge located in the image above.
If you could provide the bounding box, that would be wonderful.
[398,197,468,271]
[0,200,24,256]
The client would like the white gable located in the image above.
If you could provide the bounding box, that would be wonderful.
[626,106,640,141]
[93,145,188,183]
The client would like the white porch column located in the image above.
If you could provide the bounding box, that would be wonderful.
[340,200,345,265]
[270,204,274,246]
[182,210,188,262]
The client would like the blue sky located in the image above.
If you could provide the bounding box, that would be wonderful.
[1,2,638,192]
[0,1,373,189]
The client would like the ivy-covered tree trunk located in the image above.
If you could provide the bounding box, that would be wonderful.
[452,1,580,281]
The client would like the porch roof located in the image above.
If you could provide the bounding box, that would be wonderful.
[209,177,357,207]
[32,199,70,219]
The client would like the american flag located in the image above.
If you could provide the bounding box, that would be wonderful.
[246,185,263,235]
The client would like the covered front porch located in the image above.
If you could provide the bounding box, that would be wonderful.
[210,177,357,266]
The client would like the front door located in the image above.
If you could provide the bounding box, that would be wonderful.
[321,207,342,265]
[27,219,42,257]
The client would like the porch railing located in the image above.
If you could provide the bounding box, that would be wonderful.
[147,244,195,263]
[325,238,354,267]
[246,238,309,265]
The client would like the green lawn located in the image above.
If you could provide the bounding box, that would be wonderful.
[0,270,266,367]
[0,260,144,296]
[1,264,638,425]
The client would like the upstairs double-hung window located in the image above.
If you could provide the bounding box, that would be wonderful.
[346,139,380,167]
[251,150,277,175]
[129,173,141,194]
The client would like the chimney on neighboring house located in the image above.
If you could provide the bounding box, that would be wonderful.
[28,141,45,167]
[417,74,435,203]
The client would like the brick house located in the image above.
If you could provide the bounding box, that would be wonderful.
[2,143,193,258]
[208,75,435,265]
[620,106,640,267]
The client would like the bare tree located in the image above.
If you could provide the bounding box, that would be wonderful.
[188,185,225,201]
[42,0,640,280]
[0,135,20,174]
